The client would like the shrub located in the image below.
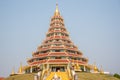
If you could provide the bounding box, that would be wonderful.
[114,73,120,79]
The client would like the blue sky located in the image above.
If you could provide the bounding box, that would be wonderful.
[0,0,120,77]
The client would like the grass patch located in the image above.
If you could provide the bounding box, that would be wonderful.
[5,74,34,80]
[5,72,120,80]
[77,72,120,80]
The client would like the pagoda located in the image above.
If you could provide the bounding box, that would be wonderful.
[24,4,91,79]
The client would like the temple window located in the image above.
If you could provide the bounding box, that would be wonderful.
[55,57,61,59]
[69,57,72,60]
[61,56,66,59]
[55,50,61,52]
[51,56,55,59]
[56,39,59,41]
[52,50,55,52]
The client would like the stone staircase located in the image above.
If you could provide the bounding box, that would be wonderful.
[46,72,69,80]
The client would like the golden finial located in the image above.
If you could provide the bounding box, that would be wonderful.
[54,3,60,15]
[11,67,15,75]
[18,62,23,74]
[94,62,97,69]
[93,62,99,73]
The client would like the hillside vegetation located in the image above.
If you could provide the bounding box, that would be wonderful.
[76,72,120,80]
[5,74,34,80]
[5,72,120,80]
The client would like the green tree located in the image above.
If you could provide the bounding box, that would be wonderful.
[114,73,120,79]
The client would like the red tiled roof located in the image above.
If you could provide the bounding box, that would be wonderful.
[69,60,87,64]
[34,53,49,57]
[68,53,82,57]
[47,59,69,63]
[49,52,67,56]
[30,60,47,65]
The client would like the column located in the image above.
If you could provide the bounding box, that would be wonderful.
[30,66,32,73]
[84,65,86,72]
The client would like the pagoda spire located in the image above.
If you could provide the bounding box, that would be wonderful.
[54,3,60,16]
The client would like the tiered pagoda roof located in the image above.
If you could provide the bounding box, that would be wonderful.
[27,4,88,66]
